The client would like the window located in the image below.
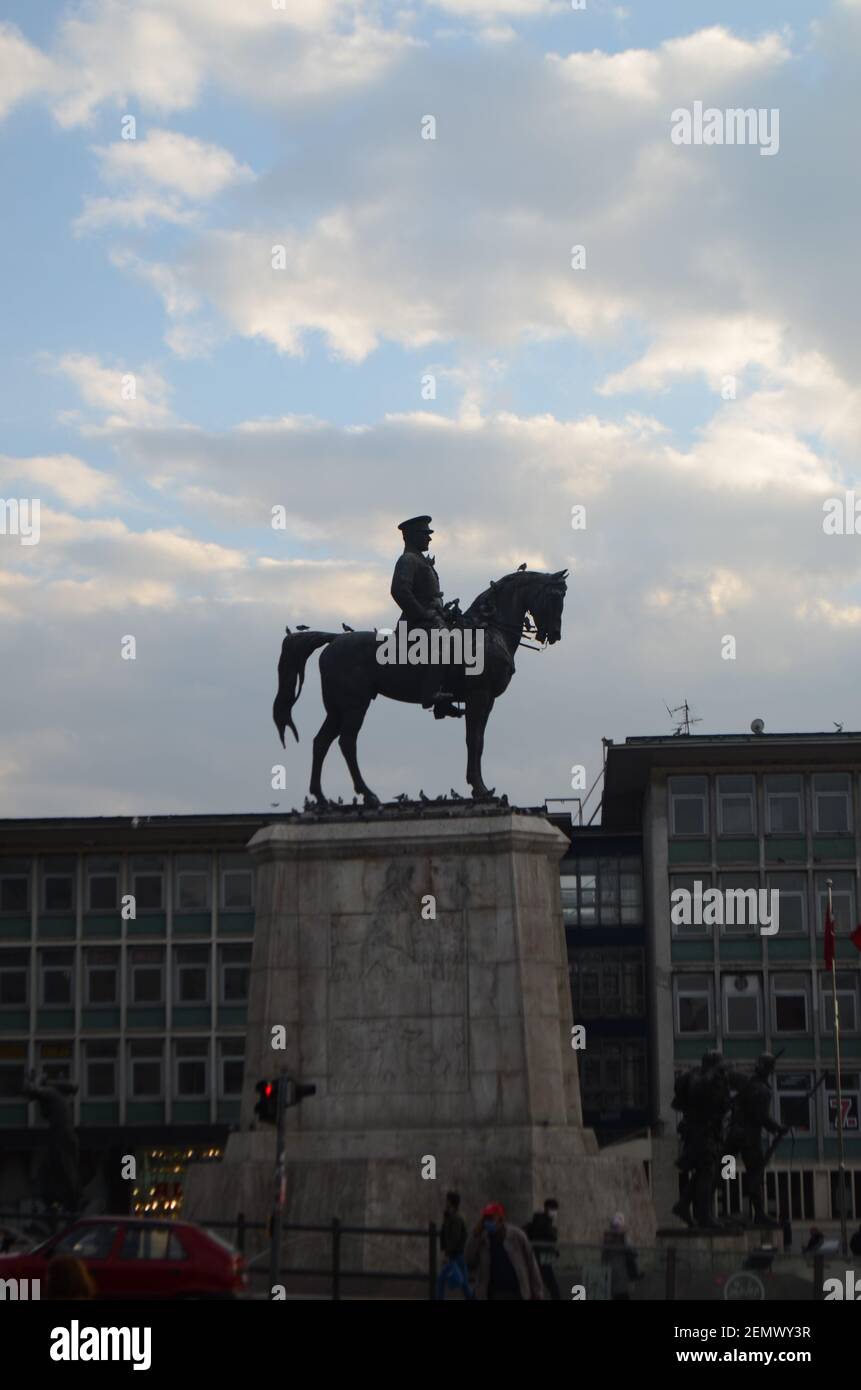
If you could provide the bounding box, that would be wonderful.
[620,857,643,923]
[578,1039,647,1112]
[771,973,810,1034]
[561,860,596,925]
[560,874,578,927]
[776,1072,814,1134]
[129,1039,163,1098]
[766,775,803,833]
[41,857,76,913]
[570,950,644,1019]
[723,973,762,1034]
[0,1043,27,1099]
[718,873,759,934]
[87,857,119,912]
[174,946,209,1004]
[717,774,755,834]
[85,948,119,1006]
[824,1073,860,1135]
[219,945,251,1004]
[814,773,851,833]
[218,1037,245,1096]
[54,1224,118,1260]
[220,854,253,911]
[562,856,641,927]
[599,858,619,925]
[129,947,164,1006]
[669,777,708,835]
[131,856,164,912]
[820,972,860,1033]
[670,874,711,935]
[767,872,807,936]
[829,1170,861,1222]
[816,873,855,936]
[0,860,30,914]
[175,855,211,911]
[675,974,713,1035]
[174,1038,208,1097]
[0,949,28,1007]
[120,1226,186,1261]
[577,859,596,924]
[40,950,74,1006]
[85,1040,117,1099]
[621,953,645,1014]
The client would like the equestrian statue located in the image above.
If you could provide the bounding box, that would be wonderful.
[272,515,568,805]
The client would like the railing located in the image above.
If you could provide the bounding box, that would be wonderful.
[5,1210,855,1299]
[208,1215,440,1300]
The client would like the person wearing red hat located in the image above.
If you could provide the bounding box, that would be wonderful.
[464,1202,544,1300]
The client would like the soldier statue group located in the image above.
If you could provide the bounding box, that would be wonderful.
[672,1051,788,1230]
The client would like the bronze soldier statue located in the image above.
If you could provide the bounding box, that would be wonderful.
[390,515,462,719]
[672,1050,731,1229]
[724,1053,788,1227]
[23,1069,80,1212]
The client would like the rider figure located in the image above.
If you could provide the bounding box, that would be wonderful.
[390,515,461,719]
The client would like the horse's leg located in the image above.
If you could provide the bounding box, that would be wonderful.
[465,690,495,799]
[338,703,379,806]
[309,710,341,805]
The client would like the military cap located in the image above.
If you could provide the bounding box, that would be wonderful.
[398,515,433,533]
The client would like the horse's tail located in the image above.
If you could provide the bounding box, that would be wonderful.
[273,628,338,747]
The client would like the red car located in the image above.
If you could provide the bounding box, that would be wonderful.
[0,1216,248,1300]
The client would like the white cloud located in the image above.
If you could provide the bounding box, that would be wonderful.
[432,0,558,15]
[74,192,197,234]
[0,453,119,508]
[93,129,254,200]
[549,26,790,102]
[0,22,56,120]
[8,0,418,129]
[53,353,174,429]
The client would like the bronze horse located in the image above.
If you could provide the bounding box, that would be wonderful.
[273,567,568,805]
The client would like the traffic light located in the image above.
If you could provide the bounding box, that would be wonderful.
[254,1075,317,1124]
[284,1079,317,1109]
[254,1079,278,1125]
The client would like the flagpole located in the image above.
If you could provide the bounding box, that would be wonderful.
[827,879,849,1257]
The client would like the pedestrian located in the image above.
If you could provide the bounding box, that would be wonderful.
[45,1255,96,1300]
[464,1202,544,1301]
[851,1223,861,1257]
[601,1213,639,1301]
[525,1198,561,1300]
[780,1210,792,1252]
[436,1190,473,1300]
[802,1226,824,1254]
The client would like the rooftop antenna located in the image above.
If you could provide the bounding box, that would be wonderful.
[665,700,702,737]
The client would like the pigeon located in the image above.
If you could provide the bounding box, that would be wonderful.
[342,623,354,633]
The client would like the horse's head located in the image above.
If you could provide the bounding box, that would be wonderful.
[529,569,568,644]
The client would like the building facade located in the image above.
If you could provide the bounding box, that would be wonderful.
[602,733,861,1230]
[0,816,265,1216]
[553,824,650,1146]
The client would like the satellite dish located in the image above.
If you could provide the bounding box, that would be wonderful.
[750,718,765,735]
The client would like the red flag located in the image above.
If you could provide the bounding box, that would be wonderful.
[851,924,861,953]
[824,904,836,972]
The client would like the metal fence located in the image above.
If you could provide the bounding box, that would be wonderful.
[3,1210,855,1300]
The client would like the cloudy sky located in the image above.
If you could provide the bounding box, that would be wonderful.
[2,0,860,817]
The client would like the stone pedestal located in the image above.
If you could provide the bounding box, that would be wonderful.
[184,810,655,1259]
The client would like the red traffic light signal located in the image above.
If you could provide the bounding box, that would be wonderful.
[254,1079,278,1125]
